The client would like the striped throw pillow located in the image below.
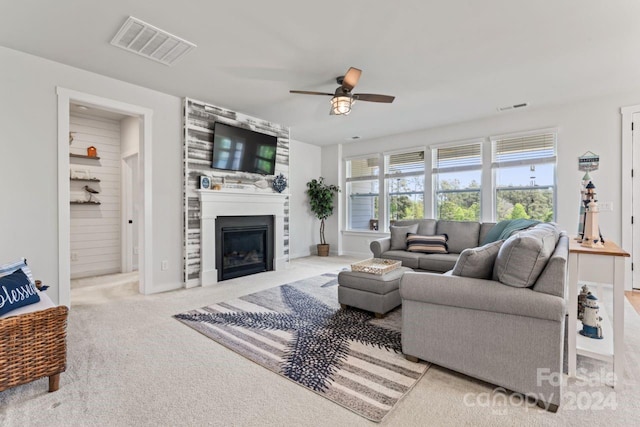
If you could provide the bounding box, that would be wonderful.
[0,258,35,285]
[406,234,448,254]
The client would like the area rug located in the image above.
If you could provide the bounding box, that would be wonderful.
[174,272,429,422]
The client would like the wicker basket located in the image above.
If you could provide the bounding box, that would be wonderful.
[0,305,69,392]
[351,258,402,275]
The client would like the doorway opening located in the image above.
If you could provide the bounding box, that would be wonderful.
[622,105,640,290]
[58,88,153,307]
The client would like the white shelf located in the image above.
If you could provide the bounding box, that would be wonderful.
[576,304,614,363]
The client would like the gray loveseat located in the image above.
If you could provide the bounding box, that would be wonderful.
[400,224,568,411]
[370,219,496,272]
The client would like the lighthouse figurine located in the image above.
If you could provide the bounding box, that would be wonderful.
[581,181,603,248]
[579,294,603,339]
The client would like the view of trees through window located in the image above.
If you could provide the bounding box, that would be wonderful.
[436,178,481,221]
[388,176,424,222]
[496,188,554,221]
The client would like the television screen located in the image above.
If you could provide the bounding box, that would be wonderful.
[211,122,278,175]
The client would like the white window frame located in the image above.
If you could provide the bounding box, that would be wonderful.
[430,138,484,221]
[383,147,427,230]
[345,153,382,231]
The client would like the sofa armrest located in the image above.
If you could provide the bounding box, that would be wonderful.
[370,237,391,258]
[400,272,565,322]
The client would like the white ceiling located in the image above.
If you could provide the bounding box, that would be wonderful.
[2,1,640,145]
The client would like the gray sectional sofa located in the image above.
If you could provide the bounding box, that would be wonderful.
[398,222,568,411]
[370,219,496,272]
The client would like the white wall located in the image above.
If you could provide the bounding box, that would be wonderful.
[120,116,140,157]
[69,113,121,278]
[288,139,322,258]
[324,91,640,263]
[0,46,183,303]
[320,144,343,255]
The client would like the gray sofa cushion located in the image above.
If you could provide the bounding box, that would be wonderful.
[389,224,419,250]
[418,253,459,273]
[417,219,437,236]
[436,220,481,253]
[406,234,448,254]
[493,224,560,287]
[452,240,504,279]
[533,234,569,297]
[479,222,496,246]
[400,272,566,322]
[380,250,424,269]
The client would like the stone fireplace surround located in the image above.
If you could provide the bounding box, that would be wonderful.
[198,189,287,286]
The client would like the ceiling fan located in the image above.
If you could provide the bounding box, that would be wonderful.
[290,67,395,116]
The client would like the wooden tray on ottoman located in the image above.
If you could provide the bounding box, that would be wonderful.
[351,258,402,275]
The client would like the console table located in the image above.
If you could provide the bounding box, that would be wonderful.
[567,239,629,388]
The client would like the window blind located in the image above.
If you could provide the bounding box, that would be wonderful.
[432,143,482,173]
[492,133,556,167]
[385,150,425,177]
[347,157,379,182]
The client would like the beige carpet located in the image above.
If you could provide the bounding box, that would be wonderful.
[1,256,639,426]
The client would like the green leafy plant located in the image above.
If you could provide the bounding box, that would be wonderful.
[306,177,341,245]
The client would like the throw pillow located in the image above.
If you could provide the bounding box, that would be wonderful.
[406,234,448,254]
[389,223,419,250]
[0,257,35,284]
[492,224,559,287]
[0,269,41,317]
[452,240,504,279]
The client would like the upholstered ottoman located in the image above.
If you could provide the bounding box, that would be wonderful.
[338,267,413,318]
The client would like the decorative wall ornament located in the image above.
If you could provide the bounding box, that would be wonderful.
[272,173,288,193]
[578,151,599,172]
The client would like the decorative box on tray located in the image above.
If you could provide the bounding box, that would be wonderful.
[351,258,402,275]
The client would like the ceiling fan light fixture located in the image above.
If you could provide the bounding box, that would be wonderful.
[330,95,353,115]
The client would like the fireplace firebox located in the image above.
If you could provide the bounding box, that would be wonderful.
[215,216,274,281]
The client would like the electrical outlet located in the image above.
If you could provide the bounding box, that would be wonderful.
[599,201,614,212]
[133,246,139,255]
[161,260,168,271]
[71,252,78,261]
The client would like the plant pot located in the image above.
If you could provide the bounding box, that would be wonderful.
[317,244,330,257]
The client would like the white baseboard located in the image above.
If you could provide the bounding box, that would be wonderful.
[339,250,371,259]
[289,250,313,259]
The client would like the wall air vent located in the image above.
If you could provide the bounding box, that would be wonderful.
[497,102,529,112]
[110,16,196,66]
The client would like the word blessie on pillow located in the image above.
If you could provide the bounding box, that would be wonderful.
[0,269,41,316]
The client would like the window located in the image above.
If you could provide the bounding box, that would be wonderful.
[385,151,425,225]
[492,132,556,221]
[346,156,380,230]
[433,143,482,221]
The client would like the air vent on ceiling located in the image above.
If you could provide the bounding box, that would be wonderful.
[110,16,196,66]
[497,102,529,112]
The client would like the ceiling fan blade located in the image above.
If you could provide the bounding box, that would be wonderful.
[290,90,334,96]
[353,93,395,103]
[341,67,362,91]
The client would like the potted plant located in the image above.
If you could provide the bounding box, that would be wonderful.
[306,177,341,256]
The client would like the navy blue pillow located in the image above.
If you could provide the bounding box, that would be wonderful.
[0,268,40,316]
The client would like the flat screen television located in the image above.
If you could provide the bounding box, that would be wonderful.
[211,122,278,175]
